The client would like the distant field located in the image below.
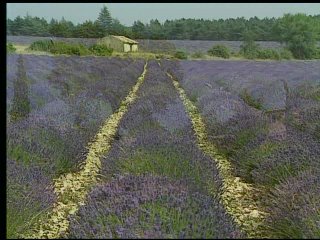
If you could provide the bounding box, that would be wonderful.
[7,35,285,54]
[139,39,284,54]
[7,35,98,47]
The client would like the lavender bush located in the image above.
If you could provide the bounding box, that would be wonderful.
[7,158,56,238]
[68,174,242,239]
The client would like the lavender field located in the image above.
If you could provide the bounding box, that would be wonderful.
[6,54,145,238]
[6,51,320,239]
[165,59,320,238]
[7,35,285,54]
[132,39,320,55]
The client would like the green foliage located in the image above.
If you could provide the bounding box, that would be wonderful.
[257,48,281,60]
[313,47,320,59]
[207,45,231,58]
[7,14,50,36]
[191,51,204,58]
[73,20,105,38]
[97,4,113,35]
[279,48,293,59]
[9,56,30,122]
[240,89,263,110]
[7,11,129,38]
[7,190,45,238]
[49,17,74,37]
[29,40,92,56]
[174,50,188,59]
[118,147,203,186]
[234,128,259,151]
[89,44,113,56]
[239,39,260,59]
[267,218,305,239]
[131,20,146,39]
[274,13,320,59]
[7,145,43,166]
[138,200,217,238]
[220,125,267,160]
[148,19,166,39]
[299,84,320,102]
[7,12,320,42]
[264,162,309,187]
[139,201,190,237]
[50,41,91,56]
[7,42,16,53]
[240,35,292,60]
[237,142,279,182]
[29,40,54,52]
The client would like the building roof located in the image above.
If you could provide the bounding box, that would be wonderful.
[111,35,138,44]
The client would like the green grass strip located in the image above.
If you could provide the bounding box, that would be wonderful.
[22,62,148,239]
[167,71,268,238]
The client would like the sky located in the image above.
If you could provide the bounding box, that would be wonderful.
[7,3,320,26]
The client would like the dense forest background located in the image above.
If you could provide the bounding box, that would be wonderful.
[6,6,320,41]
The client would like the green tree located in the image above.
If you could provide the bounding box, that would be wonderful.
[240,29,260,59]
[132,20,146,39]
[109,18,126,35]
[49,17,74,37]
[274,13,320,59]
[73,20,104,38]
[97,4,113,35]
[148,19,165,39]
[7,19,14,35]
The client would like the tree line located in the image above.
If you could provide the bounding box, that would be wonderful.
[6,5,320,59]
[6,6,127,38]
[7,6,320,42]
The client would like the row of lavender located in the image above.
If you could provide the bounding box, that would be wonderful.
[6,54,145,237]
[125,39,319,54]
[66,61,243,238]
[7,35,284,54]
[165,59,320,238]
[7,35,98,47]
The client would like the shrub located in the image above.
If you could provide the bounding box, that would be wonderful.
[207,45,230,59]
[7,43,16,53]
[279,48,293,60]
[174,51,188,59]
[29,40,91,56]
[239,40,260,59]
[89,44,113,56]
[240,89,263,110]
[288,43,316,59]
[155,54,164,59]
[257,49,281,60]
[230,50,241,58]
[275,14,318,59]
[240,42,292,60]
[312,47,320,59]
[29,40,54,52]
[191,51,204,58]
[49,42,91,56]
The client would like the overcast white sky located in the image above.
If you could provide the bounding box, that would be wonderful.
[7,3,320,26]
